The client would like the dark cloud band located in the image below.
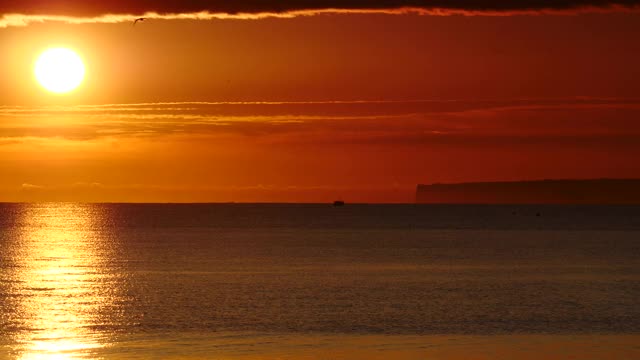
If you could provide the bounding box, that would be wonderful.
[2,0,640,17]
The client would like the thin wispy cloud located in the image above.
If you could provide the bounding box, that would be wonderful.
[2,1,640,27]
[1,98,639,146]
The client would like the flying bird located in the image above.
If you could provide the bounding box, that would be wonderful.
[133,17,147,26]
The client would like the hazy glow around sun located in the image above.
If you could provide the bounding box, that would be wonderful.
[34,48,85,94]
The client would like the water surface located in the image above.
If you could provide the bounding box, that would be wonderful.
[1,203,639,359]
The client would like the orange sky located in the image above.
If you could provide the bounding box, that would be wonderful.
[1,11,640,202]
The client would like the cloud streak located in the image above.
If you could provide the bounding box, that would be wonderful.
[1,98,640,147]
[2,1,640,27]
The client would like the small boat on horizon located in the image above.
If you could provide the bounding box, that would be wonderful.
[333,200,345,206]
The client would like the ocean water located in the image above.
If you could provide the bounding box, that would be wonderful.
[0,203,639,359]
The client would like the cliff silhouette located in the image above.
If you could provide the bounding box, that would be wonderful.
[416,179,640,204]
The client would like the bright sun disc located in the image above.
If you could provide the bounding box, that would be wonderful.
[34,48,85,94]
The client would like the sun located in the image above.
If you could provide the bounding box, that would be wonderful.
[34,48,85,94]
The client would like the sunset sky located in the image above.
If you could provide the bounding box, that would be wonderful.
[1,1,640,202]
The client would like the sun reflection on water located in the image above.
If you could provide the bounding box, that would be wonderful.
[7,204,117,359]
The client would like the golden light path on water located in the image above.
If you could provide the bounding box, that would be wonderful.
[9,204,116,359]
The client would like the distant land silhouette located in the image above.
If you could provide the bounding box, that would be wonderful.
[416,179,640,204]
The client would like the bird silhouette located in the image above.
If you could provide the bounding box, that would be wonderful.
[133,17,147,26]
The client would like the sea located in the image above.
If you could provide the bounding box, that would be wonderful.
[0,203,639,359]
